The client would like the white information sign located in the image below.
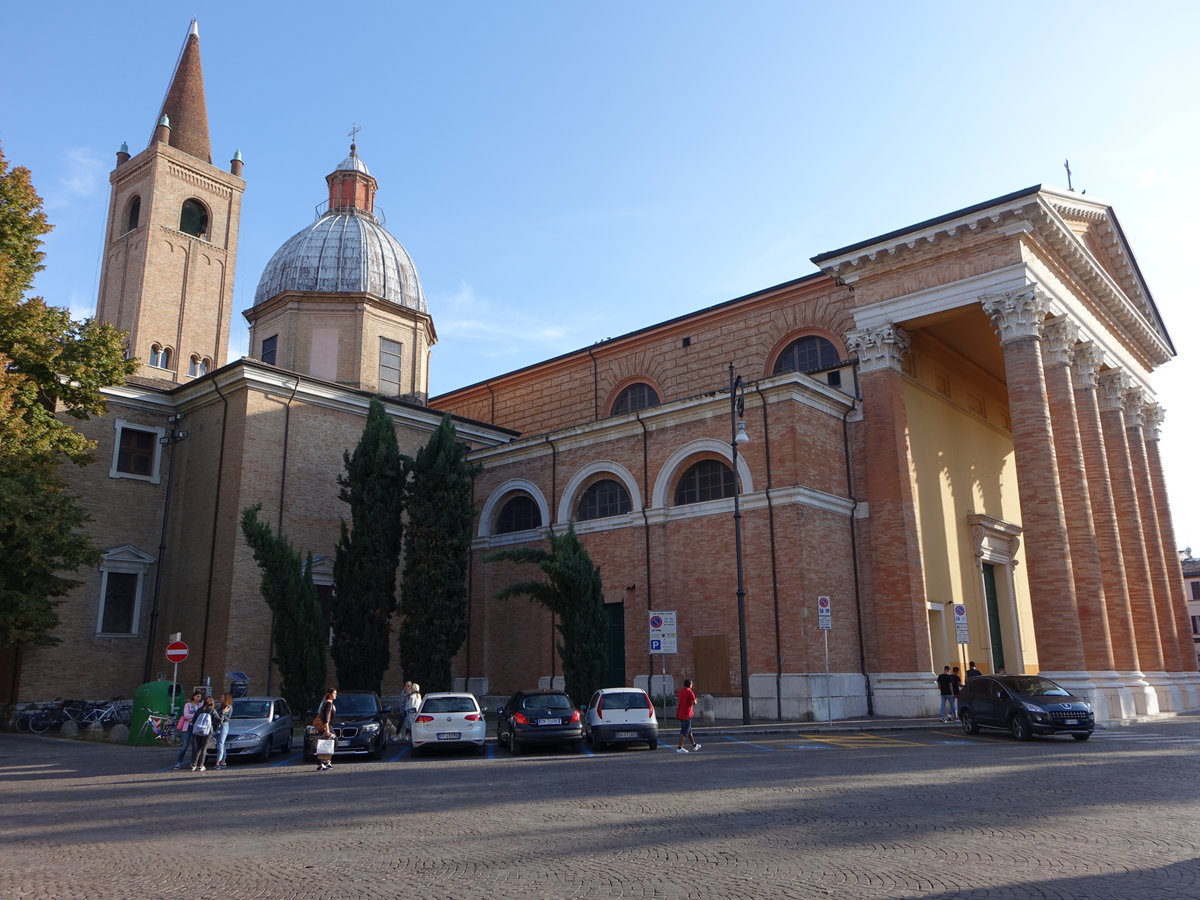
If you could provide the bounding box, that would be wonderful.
[648,610,677,655]
[817,595,832,631]
[954,603,970,644]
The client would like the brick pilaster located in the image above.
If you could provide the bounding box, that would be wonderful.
[1097,370,1164,671]
[982,290,1086,672]
[1072,345,1139,672]
[846,324,932,674]
[1042,318,1114,671]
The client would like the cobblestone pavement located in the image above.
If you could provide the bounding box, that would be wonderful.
[4,717,1200,899]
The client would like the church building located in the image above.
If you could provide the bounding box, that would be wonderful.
[6,22,1195,723]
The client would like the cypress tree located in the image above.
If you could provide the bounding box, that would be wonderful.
[398,415,480,691]
[331,397,403,693]
[240,504,326,717]
[488,523,607,705]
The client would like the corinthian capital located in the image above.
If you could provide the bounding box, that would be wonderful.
[1071,342,1103,390]
[1041,316,1079,366]
[1122,387,1147,429]
[845,323,911,374]
[1096,370,1128,412]
[981,288,1049,345]
[1142,402,1164,441]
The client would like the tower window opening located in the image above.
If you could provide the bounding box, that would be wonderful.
[261,335,278,366]
[125,196,141,232]
[379,338,402,395]
[179,199,209,238]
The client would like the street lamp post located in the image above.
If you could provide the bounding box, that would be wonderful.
[142,414,188,684]
[729,363,751,726]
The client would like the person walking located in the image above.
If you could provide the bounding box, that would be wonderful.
[312,688,337,771]
[174,691,203,770]
[966,661,983,680]
[949,666,963,719]
[189,696,217,772]
[675,678,700,754]
[212,693,234,769]
[936,666,955,723]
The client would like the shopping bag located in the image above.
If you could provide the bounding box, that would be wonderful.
[316,738,335,756]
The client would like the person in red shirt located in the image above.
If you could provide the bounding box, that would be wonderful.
[675,678,701,754]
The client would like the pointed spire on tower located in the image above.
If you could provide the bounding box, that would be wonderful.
[152,18,212,163]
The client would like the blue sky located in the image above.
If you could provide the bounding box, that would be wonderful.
[4,1,1199,548]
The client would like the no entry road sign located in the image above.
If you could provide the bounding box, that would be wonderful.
[165,641,189,664]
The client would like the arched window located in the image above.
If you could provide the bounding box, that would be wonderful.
[125,196,141,232]
[577,479,632,521]
[673,459,734,505]
[188,355,209,377]
[179,199,209,238]
[495,494,542,534]
[149,344,172,369]
[774,335,841,375]
[611,382,660,415]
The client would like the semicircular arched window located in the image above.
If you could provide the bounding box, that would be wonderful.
[179,199,209,238]
[495,494,542,534]
[673,459,734,506]
[577,478,632,521]
[773,335,841,375]
[125,196,141,232]
[611,382,660,415]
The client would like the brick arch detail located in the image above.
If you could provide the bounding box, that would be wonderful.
[557,460,642,522]
[603,376,664,417]
[651,438,754,508]
[478,478,551,537]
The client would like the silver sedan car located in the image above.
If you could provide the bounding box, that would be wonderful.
[210,697,294,762]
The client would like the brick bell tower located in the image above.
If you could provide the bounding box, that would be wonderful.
[95,19,245,382]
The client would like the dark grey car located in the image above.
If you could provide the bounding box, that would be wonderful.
[496,690,583,754]
[958,675,1094,741]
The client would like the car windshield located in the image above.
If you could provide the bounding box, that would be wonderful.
[335,694,380,715]
[600,692,647,710]
[521,694,572,711]
[1006,676,1070,697]
[423,697,477,714]
[232,700,271,719]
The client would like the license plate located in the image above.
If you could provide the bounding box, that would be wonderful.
[437,732,461,740]
[538,718,562,726]
[1064,719,1078,725]
[336,740,350,748]
[615,731,637,739]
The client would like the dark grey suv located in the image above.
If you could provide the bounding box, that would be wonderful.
[958,675,1094,741]
[303,691,390,761]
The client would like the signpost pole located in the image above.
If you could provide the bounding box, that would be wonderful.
[824,630,832,726]
[817,596,833,725]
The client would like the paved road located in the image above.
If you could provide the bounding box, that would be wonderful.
[4,718,1200,899]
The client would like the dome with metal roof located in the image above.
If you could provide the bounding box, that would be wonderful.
[253,146,425,312]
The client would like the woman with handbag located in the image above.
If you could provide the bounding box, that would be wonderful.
[312,688,337,771]
[189,696,217,772]
[212,694,234,770]
[173,691,203,770]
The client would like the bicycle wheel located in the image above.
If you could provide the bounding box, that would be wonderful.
[165,725,181,747]
[29,713,51,734]
[14,713,32,733]
[116,706,132,726]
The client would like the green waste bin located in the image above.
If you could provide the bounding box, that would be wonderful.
[129,680,182,746]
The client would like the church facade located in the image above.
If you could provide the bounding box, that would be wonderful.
[6,23,1195,722]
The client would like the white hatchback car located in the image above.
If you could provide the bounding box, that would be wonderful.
[408,692,486,755]
[583,687,659,751]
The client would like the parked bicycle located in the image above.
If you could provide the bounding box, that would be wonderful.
[77,699,132,728]
[135,708,181,746]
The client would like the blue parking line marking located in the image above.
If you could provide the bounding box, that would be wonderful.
[387,745,410,762]
[486,742,496,760]
[722,735,774,751]
[786,744,829,750]
[272,752,302,767]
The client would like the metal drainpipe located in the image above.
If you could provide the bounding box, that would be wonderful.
[842,363,872,716]
[752,383,783,721]
[587,347,600,420]
[141,420,184,684]
[545,433,559,687]
[198,376,231,680]
[265,375,302,696]
[636,413,655,707]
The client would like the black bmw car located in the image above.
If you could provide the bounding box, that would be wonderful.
[496,690,583,754]
[958,674,1094,741]
[304,691,390,761]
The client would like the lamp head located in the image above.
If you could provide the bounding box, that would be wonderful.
[734,420,749,444]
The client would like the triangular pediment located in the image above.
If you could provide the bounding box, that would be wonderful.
[102,544,158,566]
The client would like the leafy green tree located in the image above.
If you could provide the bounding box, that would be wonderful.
[240,504,326,717]
[398,415,480,692]
[0,146,138,648]
[331,397,404,693]
[488,523,607,705]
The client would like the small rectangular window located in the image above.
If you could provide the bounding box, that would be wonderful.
[117,427,156,476]
[379,337,402,395]
[100,572,139,634]
[1191,581,1200,602]
[1192,615,1200,636]
[261,334,278,365]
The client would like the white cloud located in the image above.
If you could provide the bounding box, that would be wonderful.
[44,147,106,209]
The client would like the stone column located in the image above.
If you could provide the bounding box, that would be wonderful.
[981,289,1086,673]
[846,323,932,714]
[1042,317,1114,672]
[1097,371,1166,677]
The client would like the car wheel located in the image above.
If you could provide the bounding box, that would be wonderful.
[1010,714,1033,742]
[571,740,583,753]
[257,736,273,763]
[283,732,293,753]
[411,744,423,758]
[369,738,384,760]
[648,739,658,751]
[960,709,980,735]
[1072,732,1091,742]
